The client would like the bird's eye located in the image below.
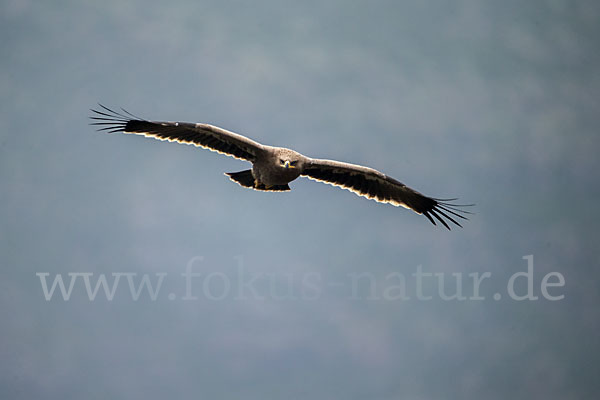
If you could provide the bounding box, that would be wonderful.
[290,161,298,166]
[279,159,285,165]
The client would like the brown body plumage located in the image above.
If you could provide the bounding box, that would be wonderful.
[253,147,306,187]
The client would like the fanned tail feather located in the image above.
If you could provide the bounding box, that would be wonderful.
[225,170,290,192]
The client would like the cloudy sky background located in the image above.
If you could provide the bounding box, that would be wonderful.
[1,0,599,399]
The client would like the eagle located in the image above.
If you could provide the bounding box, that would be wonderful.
[91,105,471,229]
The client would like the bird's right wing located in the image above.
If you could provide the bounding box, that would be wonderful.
[90,105,265,162]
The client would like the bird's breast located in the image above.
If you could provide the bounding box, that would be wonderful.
[252,162,301,186]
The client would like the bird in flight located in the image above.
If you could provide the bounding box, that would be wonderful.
[91,105,471,229]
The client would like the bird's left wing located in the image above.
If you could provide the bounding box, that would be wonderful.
[301,158,470,229]
[90,105,264,162]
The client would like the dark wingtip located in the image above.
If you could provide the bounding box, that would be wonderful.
[89,104,140,133]
[421,198,473,230]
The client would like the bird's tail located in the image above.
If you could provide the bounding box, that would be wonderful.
[225,170,290,192]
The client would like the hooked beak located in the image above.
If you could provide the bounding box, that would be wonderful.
[284,160,291,169]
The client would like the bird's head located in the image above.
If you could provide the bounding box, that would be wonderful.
[276,148,305,170]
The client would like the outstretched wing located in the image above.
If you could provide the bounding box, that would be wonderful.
[301,158,471,229]
[90,105,265,162]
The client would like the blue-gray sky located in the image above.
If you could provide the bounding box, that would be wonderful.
[1,1,599,399]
